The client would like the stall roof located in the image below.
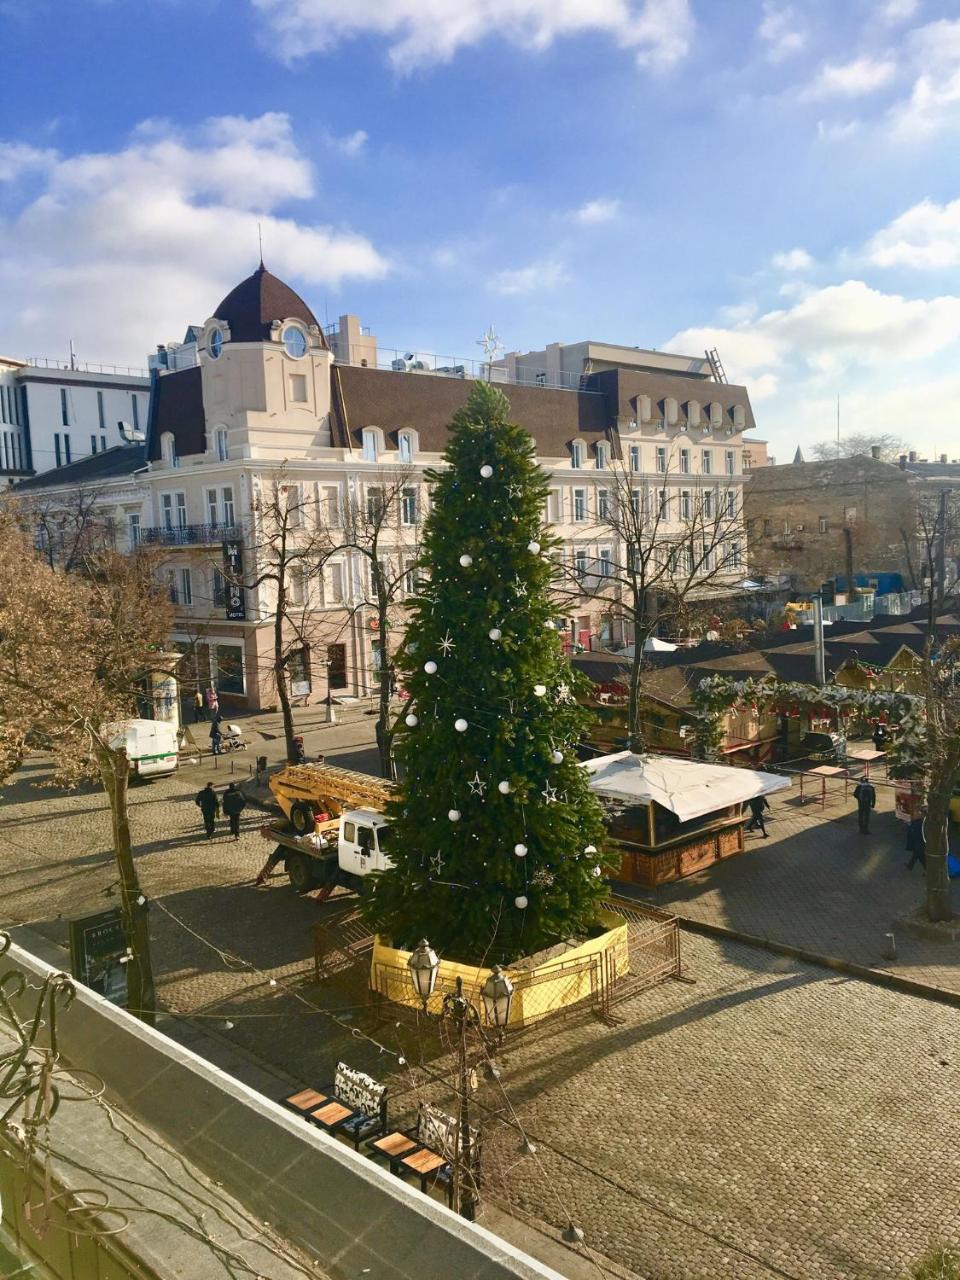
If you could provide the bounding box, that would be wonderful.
[583,751,791,822]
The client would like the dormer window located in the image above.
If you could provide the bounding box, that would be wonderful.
[282,325,308,359]
[398,431,413,464]
[209,328,224,359]
[595,443,608,470]
[215,428,229,461]
[362,429,379,463]
[161,431,179,468]
[571,441,584,470]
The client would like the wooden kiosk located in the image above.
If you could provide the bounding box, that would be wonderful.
[585,752,790,888]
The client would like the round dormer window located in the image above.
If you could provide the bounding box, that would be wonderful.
[209,327,224,359]
[283,325,308,359]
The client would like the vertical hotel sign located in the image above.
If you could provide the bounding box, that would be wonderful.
[223,539,246,620]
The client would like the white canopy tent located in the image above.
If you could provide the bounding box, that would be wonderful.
[583,751,791,823]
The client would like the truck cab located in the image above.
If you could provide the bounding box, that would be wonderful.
[338,809,393,879]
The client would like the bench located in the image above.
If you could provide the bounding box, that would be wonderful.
[367,1102,481,1207]
[281,1062,388,1151]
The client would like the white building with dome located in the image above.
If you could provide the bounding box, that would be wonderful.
[15,265,759,713]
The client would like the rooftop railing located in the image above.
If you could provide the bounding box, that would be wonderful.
[25,357,149,378]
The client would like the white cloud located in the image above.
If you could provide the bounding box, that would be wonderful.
[334,129,368,155]
[757,3,805,62]
[490,258,567,296]
[667,280,960,382]
[251,0,694,73]
[574,197,621,225]
[879,0,919,23]
[0,142,56,182]
[0,114,388,365]
[771,247,813,272]
[864,197,960,268]
[816,118,861,141]
[667,280,960,459]
[888,19,960,136]
[802,55,897,99]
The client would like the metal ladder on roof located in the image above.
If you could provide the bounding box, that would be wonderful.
[705,348,728,383]
[578,359,594,390]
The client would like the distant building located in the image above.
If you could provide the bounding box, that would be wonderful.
[744,452,919,591]
[0,354,149,482]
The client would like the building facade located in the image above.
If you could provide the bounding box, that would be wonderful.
[15,266,759,711]
[0,355,149,483]
[744,453,920,591]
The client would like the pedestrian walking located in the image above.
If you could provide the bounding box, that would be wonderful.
[853,778,877,834]
[195,782,220,839]
[223,782,246,841]
[905,812,926,870]
[193,689,205,723]
[745,794,770,837]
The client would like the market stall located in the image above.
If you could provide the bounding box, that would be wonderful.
[585,751,791,887]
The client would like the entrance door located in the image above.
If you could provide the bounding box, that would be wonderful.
[327,643,347,690]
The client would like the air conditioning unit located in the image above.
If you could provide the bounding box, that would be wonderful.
[680,424,688,433]
[655,420,665,432]
[795,523,805,531]
[629,419,638,429]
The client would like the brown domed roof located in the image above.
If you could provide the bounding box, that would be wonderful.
[213,264,326,345]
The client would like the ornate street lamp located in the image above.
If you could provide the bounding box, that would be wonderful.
[406,938,439,1010]
[405,948,514,1222]
[480,965,514,1033]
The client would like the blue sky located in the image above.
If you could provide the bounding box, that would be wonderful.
[2,0,960,461]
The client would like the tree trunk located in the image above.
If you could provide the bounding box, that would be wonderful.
[95,744,156,1024]
[274,598,298,764]
[924,783,953,922]
[376,603,396,781]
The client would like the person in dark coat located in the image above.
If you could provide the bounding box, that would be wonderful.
[195,782,220,839]
[853,779,877,833]
[745,794,770,837]
[872,723,889,752]
[222,782,246,841]
[905,813,926,870]
[209,713,223,756]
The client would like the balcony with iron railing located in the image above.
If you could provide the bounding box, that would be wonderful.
[140,523,242,547]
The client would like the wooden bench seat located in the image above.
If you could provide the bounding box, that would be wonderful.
[281,1063,388,1152]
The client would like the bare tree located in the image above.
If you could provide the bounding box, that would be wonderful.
[0,504,171,1023]
[809,432,909,463]
[559,458,747,750]
[907,491,960,633]
[329,467,421,779]
[15,486,116,570]
[241,471,335,764]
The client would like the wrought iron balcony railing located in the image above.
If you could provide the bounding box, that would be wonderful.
[140,523,242,547]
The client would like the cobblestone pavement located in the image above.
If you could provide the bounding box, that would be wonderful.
[3,755,960,1280]
[625,756,960,994]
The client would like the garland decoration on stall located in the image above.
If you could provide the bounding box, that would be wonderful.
[689,674,926,776]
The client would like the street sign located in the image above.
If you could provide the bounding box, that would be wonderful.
[69,908,128,1006]
[223,540,246,620]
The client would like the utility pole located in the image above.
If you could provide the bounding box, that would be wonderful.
[450,980,477,1222]
[813,593,827,686]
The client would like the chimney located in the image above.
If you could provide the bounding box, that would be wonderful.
[899,454,907,469]
[870,445,881,460]
[908,450,918,463]
[941,454,948,464]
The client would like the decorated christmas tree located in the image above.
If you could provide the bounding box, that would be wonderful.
[363,382,610,966]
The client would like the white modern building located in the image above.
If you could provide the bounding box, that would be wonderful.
[0,355,150,483]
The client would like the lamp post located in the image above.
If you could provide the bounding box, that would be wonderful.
[406,942,514,1220]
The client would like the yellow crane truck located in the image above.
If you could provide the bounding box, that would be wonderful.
[261,763,396,895]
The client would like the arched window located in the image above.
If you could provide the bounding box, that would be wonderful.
[161,432,179,468]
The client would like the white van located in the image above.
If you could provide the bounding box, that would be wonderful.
[111,719,179,779]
